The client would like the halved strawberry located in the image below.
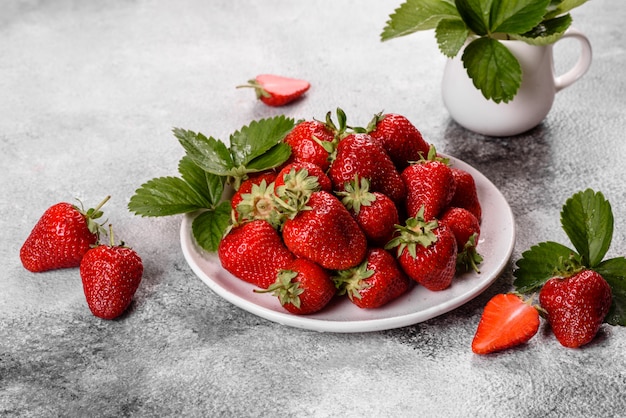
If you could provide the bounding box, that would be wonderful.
[472,293,540,355]
[237,74,310,107]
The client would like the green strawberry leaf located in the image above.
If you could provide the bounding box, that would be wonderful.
[229,115,295,167]
[179,155,225,205]
[545,0,588,19]
[191,202,232,252]
[435,18,469,58]
[381,0,459,41]
[244,142,292,173]
[462,37,522,103]
[489,0,550,35]
[174,128,234,177]
[454,0,489,36]
[594,257,626,326]
[128,176,211,217]
[560,189,613,268]
[510,14,572,45]
[513,241,581,294]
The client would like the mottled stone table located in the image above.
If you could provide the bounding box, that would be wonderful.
[2,1,626,417]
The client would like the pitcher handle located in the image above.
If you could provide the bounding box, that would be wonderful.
[554,28,593,92]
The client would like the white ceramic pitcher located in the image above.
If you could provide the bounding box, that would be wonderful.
[441,28,592,137]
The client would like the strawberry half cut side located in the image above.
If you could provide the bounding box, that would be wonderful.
[472,293,540,355]
[237,74,310,107]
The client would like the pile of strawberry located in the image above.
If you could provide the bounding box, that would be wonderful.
[217,111,484,314]
[20,197,143,320]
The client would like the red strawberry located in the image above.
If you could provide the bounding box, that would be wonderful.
[20,197,109,272]
[336,176,399,247]
[218,220,295,289]
[282,191,367,270]
[231,171,277,211]
[539,269,612,348]
[386,208,457,291]
[80,229,143,320]
[334,248,411,309]
[256,258,335,315]
[439,207,483,273]
[367,112,430,170]
[450,167,482,221]
[401,149,456,221]
[472,293,540,355]
[275,161,332,193]
[237,74,310,107]
[329,133,406,205]
[232,173,283,227]
[283,120,336,171]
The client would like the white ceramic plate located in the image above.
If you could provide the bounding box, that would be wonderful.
[180,155,515,333]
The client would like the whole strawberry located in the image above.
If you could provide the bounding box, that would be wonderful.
[334,248,411,309]
[218,220,295,289]
[283,119,337,171]
[237,74,310,107]
[329,133,406,205]
[282,191,367,270]
[472,293,540,355]
[80,228,143,320]
[336,176,399,247]
[275,161,333,194]
[450,167,482,221]
[257,258,335,315]
[367,112,430,170]
[20,196,109,272]
[386,208,457,291]
[539,269,612,348]
[402,148,456,221]
[439,207,483,273]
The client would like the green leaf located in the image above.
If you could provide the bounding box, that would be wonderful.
[191,202,232,252]
[594,257,626,326]
[229,116,295,167]
[462,37,522,103]
[489,0,550,35]
[128,176,213,217]
[455,0,491,36]
[381,0,459,41]
[435,18,469,57]
[245,143,292,172]
[174,128,234,176]
[545,0,588,19]
[178,156,225,206]
[513,241,580,293]
[560,189,613,268]
[510,14,572,45]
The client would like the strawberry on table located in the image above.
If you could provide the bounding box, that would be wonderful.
[401,147,456,221]
[336,175,399,247]
[329,133,406,205]
[472,293,540,355]
[80,226,143,320]
[237,74,310,107]
[282,191,367,270]
[334,248,411,309]
[367,112,430,170]
[256,258,335,315]
[539,269,612,348]
[218,220,295,289]
[386,207,457,291]
[20,196,110,272]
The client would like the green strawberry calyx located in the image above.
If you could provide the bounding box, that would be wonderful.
[385,206,438,258]
[254,270,304,309]
[332,259,375,301]
[74,195,110,238]
[335,175,377,215]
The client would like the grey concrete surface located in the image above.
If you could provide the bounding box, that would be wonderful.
[2,1,626,417]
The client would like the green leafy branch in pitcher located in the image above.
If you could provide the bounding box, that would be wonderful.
[381,0,588,103]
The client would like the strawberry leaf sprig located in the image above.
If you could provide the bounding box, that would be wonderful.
[128,116,296,252]
[513,189,626,326]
